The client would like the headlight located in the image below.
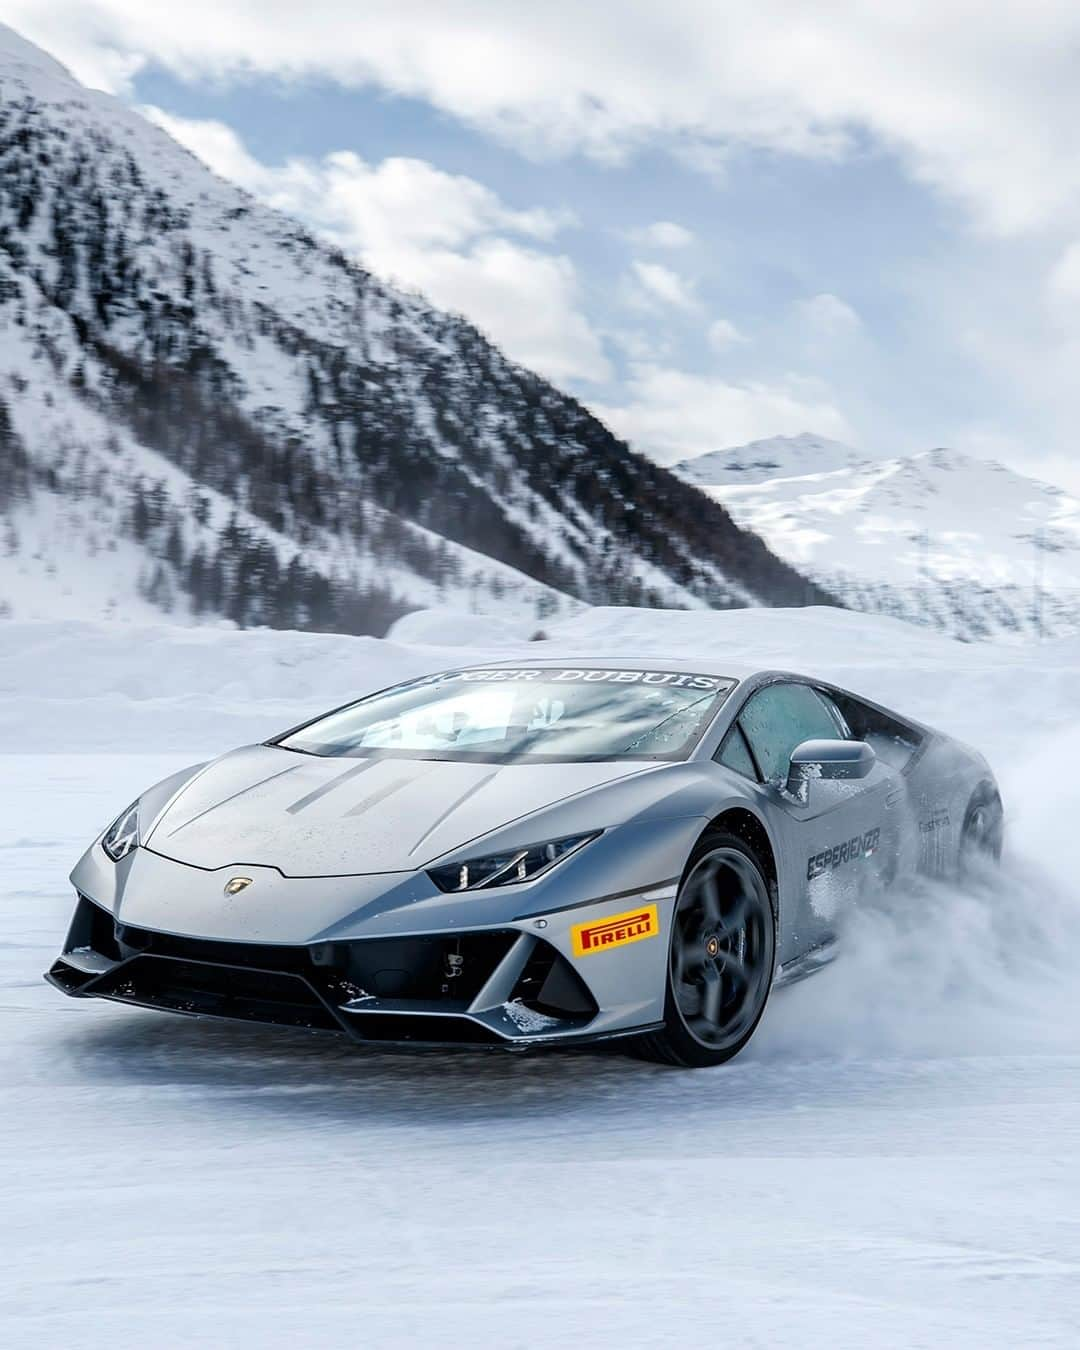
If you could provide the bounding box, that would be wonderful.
[101,801,140,862]
[427,832,599,892]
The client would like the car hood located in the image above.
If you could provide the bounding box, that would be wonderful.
[144,744,662,877]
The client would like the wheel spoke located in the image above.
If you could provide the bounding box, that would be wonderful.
[678,940,707,973]
[700,963,723,1025]
[714,946,749,985]
[697,868,722,926]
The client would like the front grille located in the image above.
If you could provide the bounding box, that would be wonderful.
[328,931,518,1003]
[93,955,339,1030]
[118,919,519,1004]
[118,924,314,974]
[54,894,598,1045]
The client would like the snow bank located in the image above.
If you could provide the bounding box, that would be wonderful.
[3,606,1076,765]
[385,607,537,647]
[0,619,460,752]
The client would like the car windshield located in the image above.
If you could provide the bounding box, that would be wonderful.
[276,667,736,763]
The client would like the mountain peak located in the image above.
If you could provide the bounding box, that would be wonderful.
[674,432,868,488]
[686,444,1080,641]
[746,432,853,452]
[0,23,76,85]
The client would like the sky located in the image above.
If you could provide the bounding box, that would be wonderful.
[6,1,1080,490]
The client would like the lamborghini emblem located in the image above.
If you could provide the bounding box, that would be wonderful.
[224,876,254,896]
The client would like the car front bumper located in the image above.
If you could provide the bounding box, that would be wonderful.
[46,887,672,1050]
[49,819,696,1048]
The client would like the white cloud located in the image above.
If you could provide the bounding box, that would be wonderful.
[670,139,731,181]
[606,328,674,362]
[629,221,694,249]
[145,107,570,252]
[707,318,749,352]
[1048,242,1080,301]
[797,293,863,339]
[15,2,1080,235]
[143,108,609,383]
[626,260,699,311]
[591,364,852,463]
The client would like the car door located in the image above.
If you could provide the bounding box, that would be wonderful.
[733,680,896,957]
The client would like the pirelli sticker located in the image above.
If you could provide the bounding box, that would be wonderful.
[571,903,659,957]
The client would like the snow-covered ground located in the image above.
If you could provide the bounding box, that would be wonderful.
[3,607,1080,1348]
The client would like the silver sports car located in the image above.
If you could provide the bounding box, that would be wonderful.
[48,660,1002,1067]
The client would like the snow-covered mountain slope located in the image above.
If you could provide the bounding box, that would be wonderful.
[680,444,1080,641]
[0,24,826,633]
[675,432,873,487]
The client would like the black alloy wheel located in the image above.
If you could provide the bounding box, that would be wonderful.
[637,829,776,1068]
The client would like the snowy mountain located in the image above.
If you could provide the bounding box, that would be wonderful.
[674,433,874,488]
[680,442,1080,641]
[0,25,827,634]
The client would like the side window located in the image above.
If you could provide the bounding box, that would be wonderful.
[738,683,843,783]
[814,689,851,739]
[718,726,758,780]
[829,690,921,771]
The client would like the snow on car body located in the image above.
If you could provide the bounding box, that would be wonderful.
[47,658,1002,1067]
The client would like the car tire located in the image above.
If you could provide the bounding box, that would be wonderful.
[635,829,776,1069]
[959,785,1004,874]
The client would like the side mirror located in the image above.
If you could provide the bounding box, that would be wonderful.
[785,738,875,802]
